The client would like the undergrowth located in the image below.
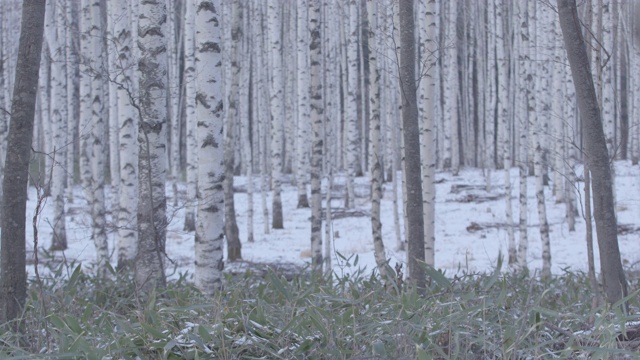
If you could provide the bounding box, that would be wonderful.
[1,256,640,359]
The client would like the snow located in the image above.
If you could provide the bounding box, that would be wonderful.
[23,160,640,281]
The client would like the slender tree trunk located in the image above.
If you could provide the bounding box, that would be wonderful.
[367,0,386,279]
[296,0,310,209]
[46,0,68,252]
[344,0,359,209]
[516,0,529,271]
[183,0,197,233]
[558,0,628,308]
[0,0,46,325]
[399,0,425,291]
[309,0,323,274]
[267,0,284,229]
[65,0,79,206]
[225,0,242,261]
[536,1,552,279]
[241,11,254,243]
[194,0,225,296]
[135,0,169,292]
[167,0,181,210]
[584,163,600,308]
[107,1,120,204]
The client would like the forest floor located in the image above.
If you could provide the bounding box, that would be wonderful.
[25,159,640,281]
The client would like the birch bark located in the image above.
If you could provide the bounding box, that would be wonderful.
[267,0,284,229]
[296,0,310,209]
[367,0,386,278]
[46,0,69,252]
[183,0,197,232]
[135,0,169,291]
[225,0,242,261]
[194,0,225,295]
[88,0,108,277]
[113,0,138,269]
[309,0,323,274]
[418,0,437,267]
[344,0,359,209]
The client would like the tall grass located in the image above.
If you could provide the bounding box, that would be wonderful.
[1,256,639,359]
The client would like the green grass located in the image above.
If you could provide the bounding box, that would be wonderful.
[1,257,639,359]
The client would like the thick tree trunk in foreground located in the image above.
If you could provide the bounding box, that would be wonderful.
[135,0,169,292]
[113,0,138,270]
[0,0,46,324]
[399,0,425,291]
[558,0,628,308]
[419,0,437,267]
[194,0,225,296]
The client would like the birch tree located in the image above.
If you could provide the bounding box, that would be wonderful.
[536,0,552,278]
[45,0,68,251]
[225,0,242,261]
[183,0,197,232]
[419,0,437,267]
[194,0,225,295]
[296,0,310,209]
[87,0,109,277]
[267,0,284,229]
[135,0,169,291]
[344,0,359,209]
[516,0,530,271]
[240,11,254,244]
[443,0,459,174]
[367,0,386,279]
[113,0,138,270]
[309,0,323,274]
[495,0,516,265]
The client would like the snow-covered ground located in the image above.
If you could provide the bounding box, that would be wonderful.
[25,160,640,281]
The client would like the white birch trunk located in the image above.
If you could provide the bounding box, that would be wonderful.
[224,0,242,261]
[135,0,169,291]
[444,0,459,174]
[494,0,515,264]
[46,0,68,251]
[87,0,108,277]
[79,0,92,198]
[517,0,529,271]
[268,0,284,229]
[241,10,254,243]
[536,1,552,278]
[344,0,359,209]
[194,0,225,295]
[367,0,387,278]
[481,2,492,178]
[183,0,197,233]
[419,0,437,267]
[113,0,138,269]
[167,0,181,209]
[107,1,120,203]
[296,0,310,209]
[309,0,323,273]
[564,51,578,233]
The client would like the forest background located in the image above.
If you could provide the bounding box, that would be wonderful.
[1,0,640,357]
